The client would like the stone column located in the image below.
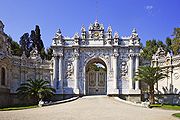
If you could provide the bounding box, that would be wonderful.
[135,55,139,90]
[169,67,173,93]
[129,54,133,90]
[74,50,79,94]
[58,54,63,93]
[53,55,58,89]
[113,54,119,90]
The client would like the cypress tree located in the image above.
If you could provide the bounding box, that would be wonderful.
[19,33,30,57]
[35,25,45,59]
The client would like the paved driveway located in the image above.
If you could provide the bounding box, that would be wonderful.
[0,96,179,120]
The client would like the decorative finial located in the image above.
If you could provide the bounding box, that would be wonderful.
[114,32,119,38]
[57,29,61,34]
[107,26,112,32]
[55,28,62,39]
[132,28,137,33]
[95,19,99,27]
[81,25,86,32]
[74,32,79,39]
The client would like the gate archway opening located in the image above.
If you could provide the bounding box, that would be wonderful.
[85,58,107,95]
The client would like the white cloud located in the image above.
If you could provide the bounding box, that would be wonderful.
[145,5,153,10]
[145,5,154,16]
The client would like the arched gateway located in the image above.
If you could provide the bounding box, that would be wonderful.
[85,58,107,95]
[51,20,141,97]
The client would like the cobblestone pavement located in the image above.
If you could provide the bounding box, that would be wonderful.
[0,96,179,120]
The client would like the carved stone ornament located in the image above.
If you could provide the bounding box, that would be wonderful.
[74,48,79,57]
[74,33,79,45]
[0,51,5,60]
[113,49,119,57]
[121,61,128,76]
[81,25,86,39]
[174,73,179,80]
[66,62,74,79]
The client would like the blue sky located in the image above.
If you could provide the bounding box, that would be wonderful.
[0,0,179,48]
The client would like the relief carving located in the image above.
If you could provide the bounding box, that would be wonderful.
[121,61,128,76]
[66,62,74,79]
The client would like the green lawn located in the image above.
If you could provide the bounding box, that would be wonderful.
[150,104,180,119]
[150,104,180,110]
[0,105,38,111]
[172,113,180,118]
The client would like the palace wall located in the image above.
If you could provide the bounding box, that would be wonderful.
[152,47,180,105]
[0,21,53,106]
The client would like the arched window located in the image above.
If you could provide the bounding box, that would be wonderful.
[1,67,5,85]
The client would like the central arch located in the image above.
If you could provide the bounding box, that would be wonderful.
[85,58,107,95]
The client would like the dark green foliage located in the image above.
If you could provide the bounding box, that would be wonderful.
[16,78,56,104]
[30,30,36,50]
[19,33,31,57]
[141,28,180,61]
[141,39,167,60]
[165,37,172,53]
[7,37,22,56]
[171,28,180,55]
[35,25,45,59]
[46,48,53,60]
[19,25,52,60]
[40,48,46,60]
[134,66,167,104]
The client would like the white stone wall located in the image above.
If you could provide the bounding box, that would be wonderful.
[152,48,180,94]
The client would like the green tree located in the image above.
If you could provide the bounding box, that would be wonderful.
[19,33,31,57]
[16,78,56,104]
[7,37,22,56]
[134,66,167,104]
[171,28,180,55]
[165,37,172,53]
[35,25,45,59]
[46,47,53,60]
[40,48,46,60]
[141,39,167,60]
[30,30,36,50]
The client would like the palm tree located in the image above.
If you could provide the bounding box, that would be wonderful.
[16,78,56,104]
[134,66,167,104]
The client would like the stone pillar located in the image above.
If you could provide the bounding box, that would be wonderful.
[129,54,133,90]
[113,54,118,89]
[74,50,79,94]
[53,55,58,88]
[169,67,173,93]
[58,54,63,93]
[135,55,139,90]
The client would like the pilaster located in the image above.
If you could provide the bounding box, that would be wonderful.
[129,54,134,90]
[135,54,140,90]
[73,48,79,94]
[58,53,63,94]
[53,54,58,89]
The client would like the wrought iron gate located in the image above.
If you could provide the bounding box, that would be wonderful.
[86,70,106,95]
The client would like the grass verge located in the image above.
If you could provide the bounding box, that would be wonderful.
[150,104,180,110]
[0,105,38,111]
[172,113,180,118]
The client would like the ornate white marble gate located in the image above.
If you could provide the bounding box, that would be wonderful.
[51,20,141,96]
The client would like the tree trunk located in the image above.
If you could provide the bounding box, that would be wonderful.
[149,85,155,104]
